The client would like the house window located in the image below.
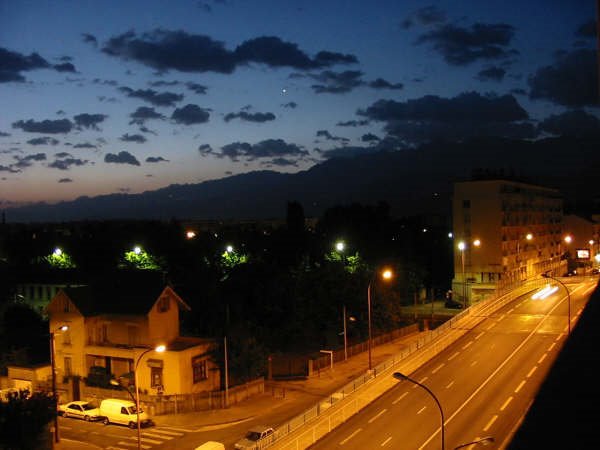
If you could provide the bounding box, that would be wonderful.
[151,367,163,388]
[64,357,72,376]
[158,296,170,313]
[192,356,208,383]
[62,329,71,345]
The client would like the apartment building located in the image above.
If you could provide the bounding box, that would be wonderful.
[452,179,563,303]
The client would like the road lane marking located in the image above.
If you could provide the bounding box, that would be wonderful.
[128,436,162,444]
[514,380,526,393]
[417,406,426,414]
[485,323,495,331]
[548,342,556,351]
[419,376,429,384]
[470,360,477,367]
[153,428,185,435]
[537,353,547,364]
[526,366,537,378]
[483,415,498,432]
[143,431,174,439]
[448,351,460,361]
[462,341,473,350]
[368,408,387,423]
[431,363,444,374]
[445,381,454,389]
[393,392,408,404]
[339,428,362,445]
[381,437,392,446]
[500,397,513,411]
[474,332,484,340]
[118,442,150,449]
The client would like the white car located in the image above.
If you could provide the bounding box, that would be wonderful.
[234,426,275,449]
[58,400,102,421]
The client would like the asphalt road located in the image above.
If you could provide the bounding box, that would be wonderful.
[307,278,597,450]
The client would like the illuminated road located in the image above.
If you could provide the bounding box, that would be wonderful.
[308,278,597,450]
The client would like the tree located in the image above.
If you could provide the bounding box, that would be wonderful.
[0,390,56,450]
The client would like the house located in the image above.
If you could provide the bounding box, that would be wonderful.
[45,271,220,401]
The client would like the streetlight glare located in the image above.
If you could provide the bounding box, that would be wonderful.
[133,246,142,255]
[335,241,345,252]
[59,325,69,332]
[381,269,393,280]
[526,233,533,241]
[155,345,166,353]
[458,241,466,251]
[473,239,481,247]
[226,245,233,253]
[564,235,572,244]
[53,247,62,256]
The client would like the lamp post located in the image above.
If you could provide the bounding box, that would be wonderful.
[134,345,165,450]
[50,325,68,444]
[542,272,571,334]
[368,268,393,371]
[516,233,533,280]
[457,241,466,308]
[394,372,445,450]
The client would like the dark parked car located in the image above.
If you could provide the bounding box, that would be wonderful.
[445,299,463,309]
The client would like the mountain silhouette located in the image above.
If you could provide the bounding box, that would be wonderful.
[4,136,599,223]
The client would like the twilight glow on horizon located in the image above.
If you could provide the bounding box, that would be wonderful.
[1,0,598,207]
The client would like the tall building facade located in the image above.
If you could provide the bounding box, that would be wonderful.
[452,179,563,303]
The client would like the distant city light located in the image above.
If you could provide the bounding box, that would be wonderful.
[186,230,196,239]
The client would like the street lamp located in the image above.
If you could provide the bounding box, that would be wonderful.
[335,240,345,252]
[342,306,356,361]
[50,325,68,444]
[393,372,445,450]
[516,233,533,280]
[134,345,166,450]
[457,241,466,308]
[368,268,393,371]
[542,272,572,334]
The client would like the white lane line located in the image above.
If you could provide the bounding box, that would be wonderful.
[500,397,513,411]
[445,381,455,389]
[526,366,537,378]
[470,360,477,367]
[339,428,362,445]
[417,406,427,415]
[448,351,460,361]
[537,353,547,364]
[143,431,174,439]
[514,380,526,393]
[393,392,408,404]
[152,428,185,436]
[368,408,387,424]
[118,442,150,449]
[462,341,473,350]
[127,436,162,444]
[483,415,498,432]
[431,363,445,374]
[419,376,429,384]
[474,332,484,340]
[381,437,392,446]
[548,342,556,352]
[485,323,495,331]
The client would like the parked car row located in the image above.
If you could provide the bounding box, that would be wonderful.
[58,398,153,428]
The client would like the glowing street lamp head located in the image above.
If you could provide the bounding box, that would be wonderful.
[526,233,533,241]
[564,235,572,244]
[458,241,466,251]
[381,268,393,280]
[53,247,62,256]
[133,246,142,255]
[186,230,196,239]
[225,245,233,253]
[155,345,166,353]
[59,325,69,332]
[473,239,481,247]
[335,241,345,252]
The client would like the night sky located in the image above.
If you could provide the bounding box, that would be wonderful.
[1,0,598,207]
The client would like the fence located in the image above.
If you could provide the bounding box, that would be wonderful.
[265,277,550,450]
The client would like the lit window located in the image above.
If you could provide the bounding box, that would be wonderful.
[192,356,208,383]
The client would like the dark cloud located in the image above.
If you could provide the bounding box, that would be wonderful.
[0,131,10,137]
[27,137,59,146]
[48,157,89,170]
[369,78,403,90]
[309,70,364,93]
[171,104,210,125]
[336,119,369,127]
[120,133,147,143]
[476,66,506,81]
[198,144,213,156]
[58,178,73,183]
[186,82,208,94]
[0,47,50,83]
[0,164,20,173]
[73,113,108,130]
[575,20,596,39]
[73,142,98,149]
[282,102,297,108]
[538,109,600,138]
[104,150,140,165]
[416,23,516,65]
[361,133,380,142]
[215,138,307,161]
[401,5,447,29]
[139,126,157,135]
[82,33,98,46]
[358,91,533,146]
[119,86,184,107]
[224,111,276,123]
[12,118,73,134]
[129,106,165,125]
[316,145,380,160]
[261,157,298,167]
[149,80,179,87]
[12,152,46,169]
[53,62,76,73]
[54,152,72,158]
[528,49,598,107]
[316,130,348,143]
[146,156,169,163]
[101,30,357,74]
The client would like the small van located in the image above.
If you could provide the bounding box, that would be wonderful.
[99,398,153,428]
[194,442,225,450]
